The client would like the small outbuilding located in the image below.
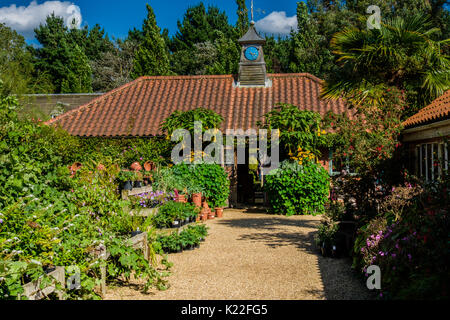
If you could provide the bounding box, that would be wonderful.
[403,90,450,182]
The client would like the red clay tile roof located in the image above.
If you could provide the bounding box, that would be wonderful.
[46,73,349,137]
[403,90,450,128]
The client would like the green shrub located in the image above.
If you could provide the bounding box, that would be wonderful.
[156,224,209,253]
[192,163,230,208]
[0,93,169,299]
[265,160,330,216]
[168,163,230,208]
[154,201,199,228]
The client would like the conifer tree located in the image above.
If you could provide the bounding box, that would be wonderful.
[132,4,171,78]
[236,0,249,37]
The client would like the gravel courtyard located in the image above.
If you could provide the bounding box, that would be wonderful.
[106,209,373,300]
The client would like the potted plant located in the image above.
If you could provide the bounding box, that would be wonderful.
[133,171,144,188]
[187,181,204,207]
[119,170,135,190]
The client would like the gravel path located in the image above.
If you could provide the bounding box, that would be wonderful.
[106,209,373,300]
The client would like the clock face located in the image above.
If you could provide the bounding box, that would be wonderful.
[244,46,259,61]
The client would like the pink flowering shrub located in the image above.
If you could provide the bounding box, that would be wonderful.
[353,177,450,300]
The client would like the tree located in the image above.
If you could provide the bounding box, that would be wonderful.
[91,38,138,92]
[288,2,335,78]
[257,104,330,159]
[131,4,171,78]
[33,14,92,93]
[264,35,290,73]
[60,44,92,93]
[236,0,249,37]
[170,3,236,52]
[205,31,240,75]
[170,41,218,75]
[0,23,34,96]
[322,14,450,115]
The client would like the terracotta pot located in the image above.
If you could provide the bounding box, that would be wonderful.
[215,208,224,218]
[200,208,209,222]
[130,162,142,171]
[202,201,212,216]
[192,193,202,207]
[143,161,154,172]
[176,194,187,203]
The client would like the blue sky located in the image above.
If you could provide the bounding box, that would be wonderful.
[0,0,299,43]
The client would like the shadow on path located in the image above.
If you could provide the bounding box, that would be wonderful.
[218,210,374,300]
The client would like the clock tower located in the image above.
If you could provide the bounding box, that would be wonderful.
[237,21,268,87]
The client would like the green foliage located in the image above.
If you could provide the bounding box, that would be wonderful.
[0,24,35,95]
[157,163,229,208]
[288,2,335,78]
[156,224,208,253]
[160,108,224,136]
[190,163,230,208]
[74,137,172,169]
[170,3,237,52]
[33,14,93,93]
[258,104,330,157]
[323,13,450,114]
[265,160,330,216]
[131,4,171,78]
[325,89,406,175]
[90,38,138,92]
[0,93,169,299]
[236,0,249,37]
[153,201,199,228]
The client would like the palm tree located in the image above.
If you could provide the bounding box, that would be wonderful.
[322,14,450,115]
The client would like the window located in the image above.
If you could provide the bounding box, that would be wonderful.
[329,150,356,176]
[415,142,448,182]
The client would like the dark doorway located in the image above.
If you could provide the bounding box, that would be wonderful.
[237,163,255,204]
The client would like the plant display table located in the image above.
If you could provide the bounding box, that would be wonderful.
[121,185,154,200]
[90,232,149,297]
[21,267,65,300]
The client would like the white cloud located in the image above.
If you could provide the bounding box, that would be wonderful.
[255,11,297,35]
[0,1,82,39]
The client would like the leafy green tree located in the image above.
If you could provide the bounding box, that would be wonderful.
[257,104,330,158]
[60,44,92,93]
[161,108,224,137]
[91,38,138,92]
[288,2,335,78]
[171,3,236,52]
[132,4,171,77]
[170,41,217,75]
[0,24,34,96]
[322,14,450,115]
[33,14,92,93]
[205,32,240,75]
[236,0,249,37]
[264,35,290,73]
